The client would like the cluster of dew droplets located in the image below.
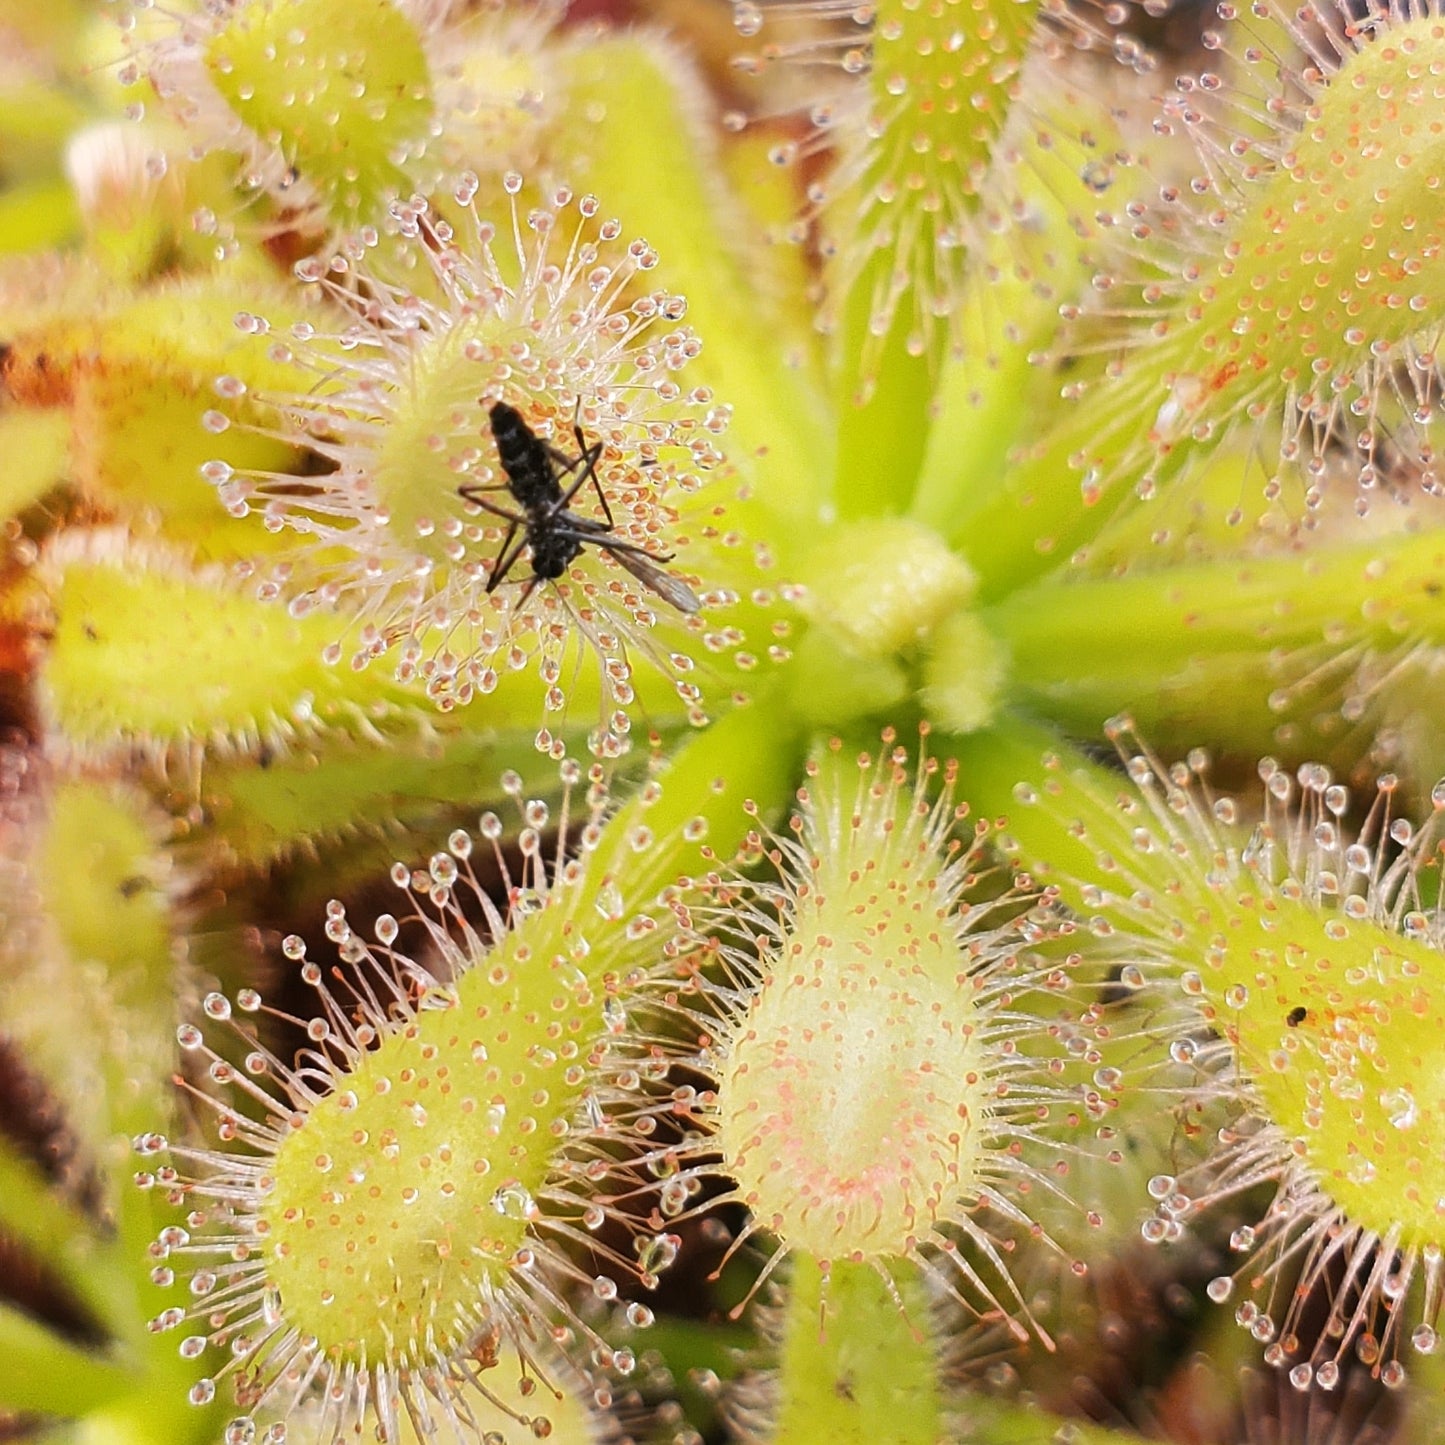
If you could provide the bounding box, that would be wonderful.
[1094,736,1445,1393]
[1079,0,1445,516]
[728,0,995,355]
[668,739,1108,1337]
[726,0,1154,371]
[134,979,301,1427]
[199,174,738,757]
[131,759,728,1440]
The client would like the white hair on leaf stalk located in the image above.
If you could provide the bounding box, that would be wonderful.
[135,761,692,1445]
[1046,0,1445,521]
[117,0,564,251]
[205,174,742,759]
[647,730,1110,1344]
[725,0,1153,375]
[1050,718,1445,1389]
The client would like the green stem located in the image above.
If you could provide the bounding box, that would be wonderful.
[910,105,1103,538]
[770,1254,941,1445]
[948,393,1145,602]
[832,268,941,520]
[0,1142,133,1341]
[198,721,560,869]
[560,38,834,527]
[944,717,1130,911]
[587,686,808,904]
[0,1303,134,1416]
[987,525,1445,750]
[908,309,1039,534]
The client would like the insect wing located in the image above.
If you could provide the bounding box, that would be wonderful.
[603,545,702,615]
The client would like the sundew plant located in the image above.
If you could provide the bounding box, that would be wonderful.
[8,0,1445,1441]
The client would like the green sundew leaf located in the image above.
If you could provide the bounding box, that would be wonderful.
[910,86,1111,537]
[0,175,82,254]
[958,12,1445,601]
[1232,912,1445,1247]
[36,537,419,762]
[203,0,434,231]
[826,0,1043,517]
[909,273,1042,533]
[944,716,1129,913]
[196,722,553,869]
[0,1139,130,1340]
[770,1256,941,1445]
[73,374,299,559]
[984,524,1445,764]
[1136,18,1445,474]
[35,780,179,1182]
[1000,640,1331,770]
[0,407,68,522]
[6,273,325,556]
[832,268,941,522]
[0,786,178,1288]
[352,318,500,549]
[0,1303,132,1417]
[944,289,1157,604]
[73,271,313,405]
[17,783,194,1342]
[946,383,1143,603]
[1073,442,1279,574]
[718,129,824,376]
[944,369,1233,605]
[42,780,170,1011]
[557,35,834,529]
[584,686,808,906]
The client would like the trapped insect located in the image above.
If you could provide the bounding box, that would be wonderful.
[459,401,702,615]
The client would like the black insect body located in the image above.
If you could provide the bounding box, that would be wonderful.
[460,401,701,615]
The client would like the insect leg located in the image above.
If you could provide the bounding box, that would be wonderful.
[571,405,615,526]
[551,436,611,526]
[461,495,532,594]
[515,572,543,610]
[540,401,611,514]
[484,519,526,593]
[459,486,524,515]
